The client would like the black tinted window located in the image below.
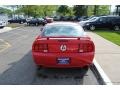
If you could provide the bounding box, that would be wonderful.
[99,17,107,22]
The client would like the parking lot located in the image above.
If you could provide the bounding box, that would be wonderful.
[0,26,101,85]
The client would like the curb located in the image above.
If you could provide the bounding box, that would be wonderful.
[91,59,113,85]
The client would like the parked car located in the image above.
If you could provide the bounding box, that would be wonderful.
[79,16,120,31]
[71,16,88,21]
[26,17,33,22]
[27,18,47,26]
[53,16,61,21]
[83,16,97,21]
[44,17,53,23]
[8,18,26,24]
[63,16,73,21]
[32,22,95,71]
[78,16,88,21]
[0,20,6,28]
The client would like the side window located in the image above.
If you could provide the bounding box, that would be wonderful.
[99,18,103,22]
[99,17,107,23]
[106,17,112,22]
[114,17,120,22]
[109,17,120,22]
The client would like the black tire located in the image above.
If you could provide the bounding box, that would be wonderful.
[27,23,30,26]
[114,25,120,31]
[35,23,39,26]
[0,26,4,29]
[82,66,89,72]
[89,25,95,31]
[20,21,24,24]
[76,66,89,78]
[37,65,42,70]
[83,27,87,30]
[42,23,45,26]
[36,66,45,77]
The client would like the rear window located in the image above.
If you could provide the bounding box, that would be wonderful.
[42,24,84,37]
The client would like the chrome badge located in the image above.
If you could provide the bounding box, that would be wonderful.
[60,45,67,52]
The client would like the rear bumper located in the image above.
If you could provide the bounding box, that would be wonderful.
[32,52,94,68]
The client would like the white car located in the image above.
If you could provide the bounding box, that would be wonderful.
[0,20,6,28]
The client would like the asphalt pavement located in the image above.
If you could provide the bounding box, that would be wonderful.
[0,26,99,85]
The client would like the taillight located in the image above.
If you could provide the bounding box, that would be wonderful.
[33,44,48,52]
[79,43,94,53]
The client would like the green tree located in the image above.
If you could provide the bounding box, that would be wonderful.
[93,5,99,15]
[57,5,69,16]
[16,5,58,17]
[73,5,87,16]
[5,5,18,18]
[39,5,58,16]
[87,5,94,16]
[65,7,74,16]
[98,5,110,15]
[0,7,12,15]
[93,5,110,15]
[21,5,38,17]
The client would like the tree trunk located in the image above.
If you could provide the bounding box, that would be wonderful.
[94,5,99,15]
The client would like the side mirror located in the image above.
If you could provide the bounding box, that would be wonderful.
[40,27,43,32]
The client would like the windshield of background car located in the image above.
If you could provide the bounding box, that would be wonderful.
[88,17,99,22]
[42,24,84,37]
[38,18,44,20]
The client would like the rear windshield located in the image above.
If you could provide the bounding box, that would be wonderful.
[42,24,84,37]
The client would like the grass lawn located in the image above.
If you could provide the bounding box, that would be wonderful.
[6,23,24,28]
[93,29,120,46]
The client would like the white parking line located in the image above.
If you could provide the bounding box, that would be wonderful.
[93,59,113,85]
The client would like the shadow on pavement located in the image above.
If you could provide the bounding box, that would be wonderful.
[0,51,88,85]
[0,51,36,85]
[33,68,88,85]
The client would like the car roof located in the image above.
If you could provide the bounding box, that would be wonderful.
[99,15,120,18]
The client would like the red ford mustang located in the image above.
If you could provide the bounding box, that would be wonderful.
[32,22,95,69]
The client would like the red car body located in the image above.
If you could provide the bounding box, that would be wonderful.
[32,22,95,68]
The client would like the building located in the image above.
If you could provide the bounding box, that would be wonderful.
[115,5,120,16]
[0,14,9,25]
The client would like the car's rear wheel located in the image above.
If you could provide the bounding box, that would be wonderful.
[27,23,30,26]
[114,25,120,31]
[35,23,39,26]
[36,65,42,70]
[36,66,47,77]
[76,66,89,78]
[20,21,24,24]
[0,26,4,29]
[90,25,95,31]
[82,66,89,72]
[42,23,45,26]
